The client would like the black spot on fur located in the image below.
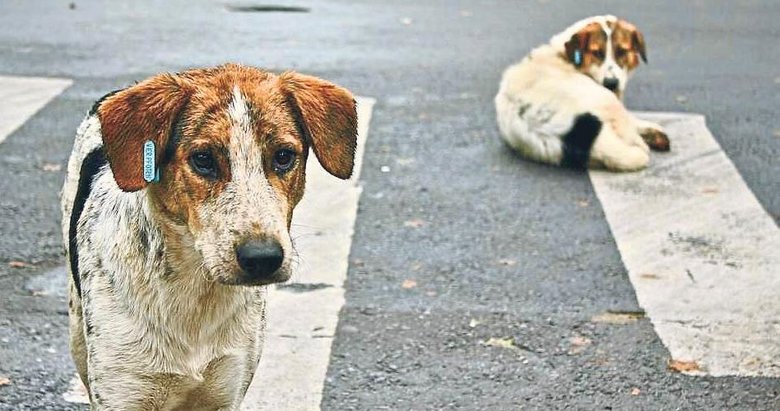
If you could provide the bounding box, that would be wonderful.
[69,147,107,297]
[91,388,103,406]
[84,316,94,336]
[137,225,149,252]
[162,109,186,165]
[561,113,602,169]
[517,103,531,117]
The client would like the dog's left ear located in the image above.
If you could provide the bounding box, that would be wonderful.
[632,29,648,63]
[280,72,358,180]
[564,31,588,66]
[97,74,191,192]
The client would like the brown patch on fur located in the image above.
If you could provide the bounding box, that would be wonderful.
[153,65,309,234]
[564,22,608,71]
[612,19,647,70]
[146,68,241,232]
[99,64,356,236]
[240,77,309,226]
[280,72,358,180]
[98,74,191,192]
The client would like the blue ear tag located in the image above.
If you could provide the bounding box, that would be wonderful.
[143,140,160,183]
[573,50,582,66]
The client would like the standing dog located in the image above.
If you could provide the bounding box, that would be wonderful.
[495,15,670,171]
[61,64,357,410]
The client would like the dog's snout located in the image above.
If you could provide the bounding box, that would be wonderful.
[236,239,284,281]
[603,77,620,92]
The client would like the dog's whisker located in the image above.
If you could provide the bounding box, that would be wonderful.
[290,222,323,230]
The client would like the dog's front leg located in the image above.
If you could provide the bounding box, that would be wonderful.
[632,116,670,151]
[86,368,170,410]
[80,299,169,409]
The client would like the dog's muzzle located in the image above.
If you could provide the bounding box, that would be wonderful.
[602,77,620,93]
[236,239,285,284]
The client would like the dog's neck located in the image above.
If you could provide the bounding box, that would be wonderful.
[118,192,261,375]
[528,43,577,73]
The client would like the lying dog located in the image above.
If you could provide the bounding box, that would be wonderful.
[60,64,357,409]
[495,15,670,171]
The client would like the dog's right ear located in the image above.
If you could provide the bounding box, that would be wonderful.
[96,74,191,192]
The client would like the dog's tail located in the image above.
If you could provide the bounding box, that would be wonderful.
[560,113,602,169]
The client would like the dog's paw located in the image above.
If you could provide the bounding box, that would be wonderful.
[640,127,670,152]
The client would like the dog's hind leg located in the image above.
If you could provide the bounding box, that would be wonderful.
[589,125,650,171]
[68,283,90,393]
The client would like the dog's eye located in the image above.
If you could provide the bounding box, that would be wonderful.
[594,50,605,59]
[272,149,296,173]
[615,48,626,58]
[190,151,217,178]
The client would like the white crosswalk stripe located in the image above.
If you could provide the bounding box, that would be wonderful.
[590,112,780,377]
[0,75,72,144]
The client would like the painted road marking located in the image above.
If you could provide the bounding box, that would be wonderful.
[62,375,89,404]
[60,98,375,407]
[0,75,72,143]
[241,97,374,410]
[590,112,779,377]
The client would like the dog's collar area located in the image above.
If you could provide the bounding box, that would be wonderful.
[143,140,161,183]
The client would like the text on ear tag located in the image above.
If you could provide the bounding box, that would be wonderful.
[573,50,583,66]
[143,140,160,183]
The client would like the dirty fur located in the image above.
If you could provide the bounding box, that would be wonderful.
[61,64,357,410]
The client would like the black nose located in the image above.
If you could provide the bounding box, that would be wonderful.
[236,239,284,280]
[603,77,620,92]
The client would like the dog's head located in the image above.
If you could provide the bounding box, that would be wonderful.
[96,64,357,286]
[561,16,647,99]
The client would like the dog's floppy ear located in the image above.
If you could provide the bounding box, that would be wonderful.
[280,72,358,180]
[564,29,591,66]
[632,28,648,63]
[97,74,190,192]
[615,19,648,64]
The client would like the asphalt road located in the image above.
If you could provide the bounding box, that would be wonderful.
[0,0,778,410]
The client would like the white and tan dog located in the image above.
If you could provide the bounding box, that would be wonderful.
[495,15,670,171]
[61,64,357,410]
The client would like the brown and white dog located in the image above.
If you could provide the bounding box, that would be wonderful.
[60,64,357,410]
[495,15,670,171]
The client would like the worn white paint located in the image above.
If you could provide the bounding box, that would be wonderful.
[590,112,780,377]
[62,375,90,404]
[0,75,72,143]
[240,97,374,410]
